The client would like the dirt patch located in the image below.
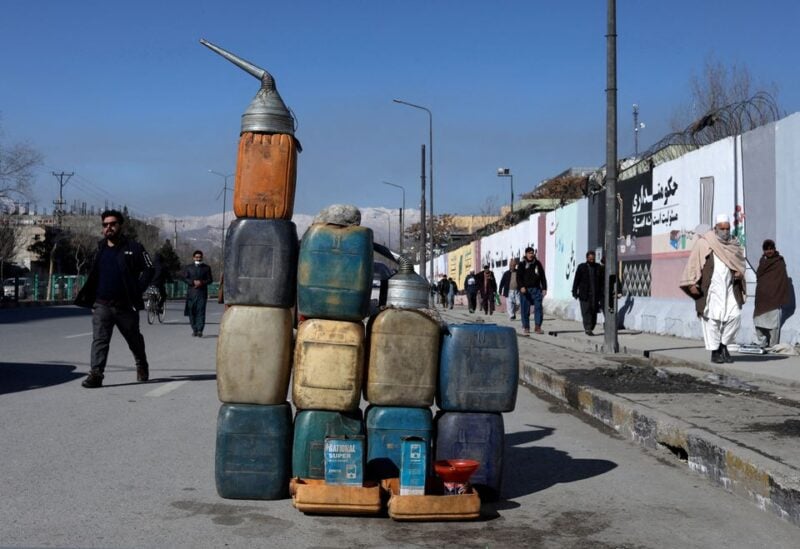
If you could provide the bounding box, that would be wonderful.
[743,419,800,438]
[563,364,719,394]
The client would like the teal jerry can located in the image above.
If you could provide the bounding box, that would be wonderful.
[215,403,292,500]
[292,410,363,479]
[297,224,373,321]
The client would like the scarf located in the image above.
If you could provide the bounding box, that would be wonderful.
[679,230,746,288]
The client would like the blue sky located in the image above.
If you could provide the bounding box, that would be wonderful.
[1,1,798,218]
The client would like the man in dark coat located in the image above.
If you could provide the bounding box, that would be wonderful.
[572,251,604,335]
[74,209,154,388]
[183,250,213,337]
[476,264,498,316]
[463,270,478,313]
[754,239,790,348]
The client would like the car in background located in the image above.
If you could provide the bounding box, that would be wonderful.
[3,277,32,299]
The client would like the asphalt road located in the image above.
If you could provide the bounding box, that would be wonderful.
[1,302,797,548]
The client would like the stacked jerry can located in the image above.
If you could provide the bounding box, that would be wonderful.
[435,323,519,501]
[292,206,374,512]
[364,260,439,483]
[202,40,300,500]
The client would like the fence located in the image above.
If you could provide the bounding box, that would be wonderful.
[2,274,220,304]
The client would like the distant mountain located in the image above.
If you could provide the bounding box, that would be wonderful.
[149,207,419,253]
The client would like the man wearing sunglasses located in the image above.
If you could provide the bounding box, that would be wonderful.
[75,209,154,388]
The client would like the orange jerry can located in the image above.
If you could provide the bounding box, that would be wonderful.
[234,132,298,219]
[200,39,301,220]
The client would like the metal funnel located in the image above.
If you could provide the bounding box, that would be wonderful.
[200,38,296,136]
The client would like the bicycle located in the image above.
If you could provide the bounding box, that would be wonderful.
[144,286,165,325]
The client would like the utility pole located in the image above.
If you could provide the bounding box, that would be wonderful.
[419,144,427,282]
[51,171,73,227]
[170,219,184,250]
[604,0,619,353]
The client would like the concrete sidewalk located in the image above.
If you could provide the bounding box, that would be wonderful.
[436,302,800,528]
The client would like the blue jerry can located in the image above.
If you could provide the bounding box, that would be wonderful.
[435,411,505,501]
[297,224,373,321]
[438,323,519,412]
[223,219,298,307]
[365,405,432,480]
[215,403,293,500]
[292,410,364,479]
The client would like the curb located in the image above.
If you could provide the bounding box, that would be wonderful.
[546,329,800,390]
[519,357,800,527]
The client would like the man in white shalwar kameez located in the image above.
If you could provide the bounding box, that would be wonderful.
[679,214,746,364]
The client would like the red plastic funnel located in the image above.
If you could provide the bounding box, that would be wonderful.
[434,459,480,483]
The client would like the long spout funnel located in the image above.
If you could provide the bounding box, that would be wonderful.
[200,38,267,82]
[200,38,297,136]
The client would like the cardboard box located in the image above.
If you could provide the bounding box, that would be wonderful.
[324,435,364,486]
[400,436,427,495]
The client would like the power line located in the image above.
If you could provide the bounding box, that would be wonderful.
[51,171,73,226]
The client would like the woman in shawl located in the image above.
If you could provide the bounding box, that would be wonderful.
[754,239,790,348]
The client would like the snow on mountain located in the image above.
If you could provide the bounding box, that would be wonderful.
[149,206,419,252]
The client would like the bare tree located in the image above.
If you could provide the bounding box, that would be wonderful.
[479,195,500,216]
[670,57,781,140]
[0,123,43,201]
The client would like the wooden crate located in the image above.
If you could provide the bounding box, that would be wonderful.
[382,478,481,521]
[290,478,382,515]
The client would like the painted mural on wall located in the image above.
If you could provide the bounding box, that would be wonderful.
[621,260,652,297]
[621,171,653,238]
[447,242,475,285]
[550,203,579,300]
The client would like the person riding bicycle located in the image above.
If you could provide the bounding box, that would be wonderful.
[150,252,169,313]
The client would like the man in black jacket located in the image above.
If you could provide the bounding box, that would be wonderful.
[75,210,154,388]
[183,250,213,337]
[516,247,547,335]
[572,251,604,335]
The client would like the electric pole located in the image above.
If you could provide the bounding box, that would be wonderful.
[604,0,619,353]
[52,171,73,227]
[170,219,184,250]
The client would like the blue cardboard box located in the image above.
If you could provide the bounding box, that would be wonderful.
[400,436,427,495]
[324,435,364,486]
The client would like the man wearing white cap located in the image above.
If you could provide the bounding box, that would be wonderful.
[679,214,746,363]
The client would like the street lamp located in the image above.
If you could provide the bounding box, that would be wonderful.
[382,181,405,254]
[497,168,514,214]
[208,169,233,267]
[393,99,434,280]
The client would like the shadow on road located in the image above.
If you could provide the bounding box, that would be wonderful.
[102,373,217,388]
[500,424,617,501]
[0,361,83,394]
[0,306,89,325]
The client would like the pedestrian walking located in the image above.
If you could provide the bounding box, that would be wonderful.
[517,247,547,336]
[182,250,213,337]
[476,265,498,315]
[437,274,449,307]
[754,239,790,348]
[499,258,520,320]
[447,276,458,309]
[572,251,604,335]
[679,214,746,363]
[464,270,478,313]
[74,209,154,388]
